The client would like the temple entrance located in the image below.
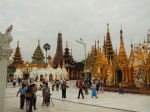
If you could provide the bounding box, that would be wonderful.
[49,74,53,81]
[116,69,122,85]
[40,75,43,81]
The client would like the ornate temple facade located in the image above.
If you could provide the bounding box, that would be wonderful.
[86,24,150,87]
[9,25,150,86]
[12,39,68,80]
[63,41,82,80]
[10,33,81,81]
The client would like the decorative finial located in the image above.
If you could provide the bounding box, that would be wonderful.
[131,39,133,46]
[116,49,117,55]
[120,24,123,34]
[97,40,99,50]
[66,41,68,48]
[17,40,19,47]
[71,49,72,56]
[38,39,40,46]
[107,23,109,32]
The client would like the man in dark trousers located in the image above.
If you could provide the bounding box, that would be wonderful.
[78,80,84,99]
[16,84,27,109]
[61,81,67,98]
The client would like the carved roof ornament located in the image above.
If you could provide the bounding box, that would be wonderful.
[0,25,13,60]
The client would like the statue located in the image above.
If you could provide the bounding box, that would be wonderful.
[0,25,13,59]
[0,25,13,48]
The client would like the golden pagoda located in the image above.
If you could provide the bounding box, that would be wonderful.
[86,26,150,87]
[31,40,47,67]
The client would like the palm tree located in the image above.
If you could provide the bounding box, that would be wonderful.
[43,43,51,63]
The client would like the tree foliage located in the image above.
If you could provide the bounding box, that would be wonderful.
[43,43,51,51]
[76,61,84,70]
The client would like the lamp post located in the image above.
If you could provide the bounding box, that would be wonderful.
[76,38,86,79]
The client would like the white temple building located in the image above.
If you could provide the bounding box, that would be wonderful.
[14,63,68,81]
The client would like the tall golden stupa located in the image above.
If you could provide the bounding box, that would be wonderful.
[86,24,150,86]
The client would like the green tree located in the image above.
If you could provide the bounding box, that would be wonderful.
[77,61,84,70]
[43,43,51,63]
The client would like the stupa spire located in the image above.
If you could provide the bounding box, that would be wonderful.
[31,39,45,64]
[118,27,127,61]
[10,41,24,68]
[105,23,114,62]
[53,33,64,68]
[129,39,134,61]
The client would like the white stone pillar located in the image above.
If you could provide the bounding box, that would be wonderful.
[0,57,7,112]
[0,25,13,112]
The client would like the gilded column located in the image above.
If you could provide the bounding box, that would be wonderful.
[122,70,125,82]
[125,67,127,81]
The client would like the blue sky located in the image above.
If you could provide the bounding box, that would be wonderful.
[0,0,150,62]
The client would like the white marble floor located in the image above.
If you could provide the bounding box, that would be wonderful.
[5,80,150,112]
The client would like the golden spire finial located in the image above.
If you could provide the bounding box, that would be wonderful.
[131,39,133,47]
[70,49,72,56]
[66,41,68,48]
[116,49,117,55]
[144,37,146,43]
[120,24,123,36]
[97,40,100,50]
[95,40,96,49]
[17,40,19,47]
[107,23,109,32]
[38,39,40,46]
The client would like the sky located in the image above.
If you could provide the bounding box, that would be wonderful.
[0,0,150,62]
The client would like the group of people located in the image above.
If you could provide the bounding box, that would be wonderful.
[16,78,69,112]
[16,82,37,112]
[51,79,69,98]
[9,78,30,87]
[15,77,124,112]
[77,79,105,99]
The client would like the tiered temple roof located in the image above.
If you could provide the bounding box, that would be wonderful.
[118,28,127,63]
[31,40,45,65]
[105,23,115,62]
[53,33,64,68]
[10,41,24,68]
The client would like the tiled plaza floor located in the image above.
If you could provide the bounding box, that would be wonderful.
[5,80,150,112]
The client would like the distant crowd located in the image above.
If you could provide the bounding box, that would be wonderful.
[7,77,125,112]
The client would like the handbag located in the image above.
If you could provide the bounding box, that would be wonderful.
[26,92,32,98]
